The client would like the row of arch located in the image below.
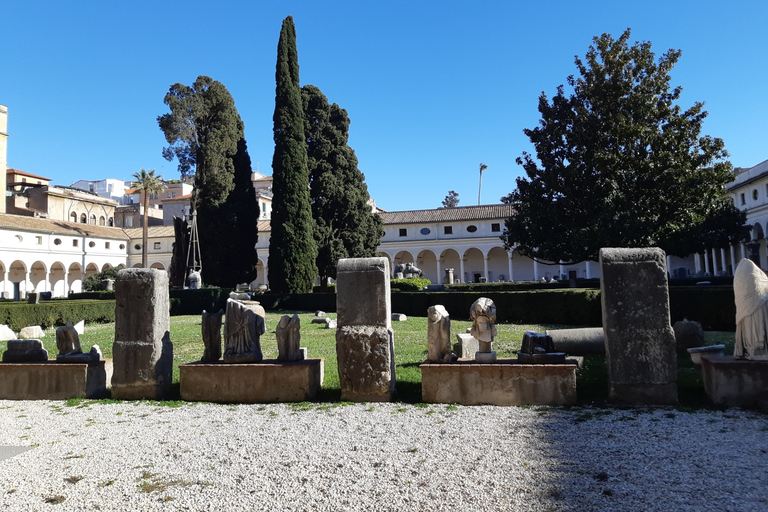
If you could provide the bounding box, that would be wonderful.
[0,260,166,299]
[68,211,114,226]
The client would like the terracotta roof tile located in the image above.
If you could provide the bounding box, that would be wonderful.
[123,225,176,239]
[378,204,513,224]
[0,213,128,239]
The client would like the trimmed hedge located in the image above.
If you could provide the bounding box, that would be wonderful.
[669,286,735,331]
[390,278,431,291]
[169,288,234,316]
[445,279,601,291]
[0,300,116,330]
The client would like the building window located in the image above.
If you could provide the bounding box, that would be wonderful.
[36,236,42,245]
[99,216,106,226]
[399,228,407,237]
[119,244,125,250]
[80,213,87,223]
[134,244,141,250]
[54,238,62,245]
[741,193,746,205]
[491,223,501,232]
[105,242,111,249]
[753,189,759,201]
[89,241,96,248]
[420,228,431,235]
[108,217,114,226]
[90,214,96,225]
[467,225,478,233]
[125,217,133,227]
[444,226,453,235]
[262,203,267,214]
[154,242,161,250]
[70,212,77,222]
[73,240,78,247]
[89,183,95,192]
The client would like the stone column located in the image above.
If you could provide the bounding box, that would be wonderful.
[704,250,711,276]
[24,271,30,298]
[694,253,701,275]
[599,248,677,405]
[533,260,540,281]
[459,257,466,284]
[335,257,395,402]
[44,270,50,293]
[483,256,489,281]
[730,245,737,274]
[585,260,591,279]
[2,269,7,299]
[720,248,728,275]
[711,248,718,276]
[111,268,173,400]
[436,258,442,285]
[741,243,747,262]
[559,262,565,280]
[508,251,514,282]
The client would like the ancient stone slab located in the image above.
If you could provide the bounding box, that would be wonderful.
[733,258,768,360]
[315,311,326,318]
[201,309,224,362]
[19,326,44,339]
[276,314,303,362]
[336,325,395,401]
[111,268,173,400]
[180,359,324,403]
[421,360,577,406]
[3,339,48,362]
[223,299,265,363]
[56,322,81,356]
[427,305,452,363]
[454,333,479,359]
[673,319,705,351]
[599,247,678,405]
[336,257,391,329]
[701,354,768,408]
[0,360,112,399]
[0,325,16,341]
[546,328,605,355]
[324,318,337,329]
[392,313,407,322]
[311,317,327,324]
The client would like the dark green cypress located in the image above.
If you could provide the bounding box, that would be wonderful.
[302,85,383,288]
[268,16,318,293]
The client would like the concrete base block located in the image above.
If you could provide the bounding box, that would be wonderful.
[701,355,768,408]
[420,359,577,406]
[111,339,173,400]
[0,360,112,400]
[180,358,324,403]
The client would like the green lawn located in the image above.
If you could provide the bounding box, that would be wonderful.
[38,312,735,405]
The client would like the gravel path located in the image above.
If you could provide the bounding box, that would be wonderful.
[0,400,766,511]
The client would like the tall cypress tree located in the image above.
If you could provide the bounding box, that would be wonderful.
[302,85,383,287]
[269,16,317,293]
[158,76,259,286]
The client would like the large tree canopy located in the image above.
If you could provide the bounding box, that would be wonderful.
[502,29,739,264]
[302,84,383,287]
[158,75,258,286]
[268,16,318,293]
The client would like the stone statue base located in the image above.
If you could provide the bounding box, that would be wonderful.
[223,352,262,364]
[475,351,497,363]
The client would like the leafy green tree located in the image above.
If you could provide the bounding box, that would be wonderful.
[302,85,383,288]
[158,75,258,286]
[131,169,165,268]
[83,266,124,291]
[442,190,460,208]
[661,197,749,257]
[502,29,734,264]
[269,16,317,293]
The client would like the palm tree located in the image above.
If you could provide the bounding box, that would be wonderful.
[132,169,166,268]
[478,163,488,205]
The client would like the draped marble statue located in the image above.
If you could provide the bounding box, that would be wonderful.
[734,258,768,360]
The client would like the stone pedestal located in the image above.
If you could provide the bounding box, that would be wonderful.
[420,359,577,406]
[701,355,768,408]
[336,257,395,402]
[179,359,324,403]
[600,248,678,405]
[112,269,173,400]
[0,360,112,400]
[454,333,478,359]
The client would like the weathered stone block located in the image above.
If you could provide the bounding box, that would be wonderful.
[276,314,303,362]
[421,360,577,406]
[673,319,705,350]
[180,359,324,403]
[427,305,451,363]
[0,360,112,400]
[336,325,395,401]
[701,355,768,408]
[546,328,605,355]
[600,247,678,405]
[3,339,48,362]
[336,257,391,329]
[19,326,44,339]
[454,333,478,359]
[112,268,173,400]
[0,325,16,341]
[201,309,223,362]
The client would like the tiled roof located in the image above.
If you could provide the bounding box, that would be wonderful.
[6,169,52,181]
[123,225,176,239]
[378,204,514,224]
[0,213,128,239]
[257,220,271,232]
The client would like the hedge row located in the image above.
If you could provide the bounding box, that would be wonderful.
[169,288,235,316]
[0,300,116,331]
[668,286,735,331]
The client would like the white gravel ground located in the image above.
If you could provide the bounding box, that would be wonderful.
[0,400,766,511]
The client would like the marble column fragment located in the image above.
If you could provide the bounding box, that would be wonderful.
[201,309,224,362]
[427,305,452,363]
[277,314,303,362]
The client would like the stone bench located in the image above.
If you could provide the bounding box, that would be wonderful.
[0,360,112,400]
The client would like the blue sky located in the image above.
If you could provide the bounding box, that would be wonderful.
[2,1,766,212]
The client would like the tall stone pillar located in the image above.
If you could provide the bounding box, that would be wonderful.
[335,257,395,401]
[600,248,677,405]
[111,268,173,399]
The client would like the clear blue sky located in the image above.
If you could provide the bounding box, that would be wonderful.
[2,1,766,212]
